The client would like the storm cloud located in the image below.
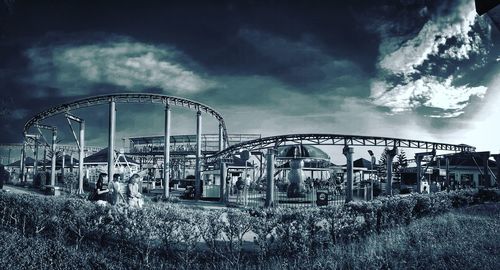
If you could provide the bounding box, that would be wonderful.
[0,0,499,154]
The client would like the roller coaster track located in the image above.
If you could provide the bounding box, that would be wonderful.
[207,133,475,162]
[23,93,229,146]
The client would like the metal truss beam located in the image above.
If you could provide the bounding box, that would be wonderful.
[206,133,476,162]
[23,93,229,147]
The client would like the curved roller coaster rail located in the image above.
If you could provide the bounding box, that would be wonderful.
[23,93,229,145]
[208,133,476,162]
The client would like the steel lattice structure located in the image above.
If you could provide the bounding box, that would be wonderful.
[207,133,476,162]
[23,93,229,146]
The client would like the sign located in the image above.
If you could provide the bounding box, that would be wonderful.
[241,150,250,161]
[316,190,329,206]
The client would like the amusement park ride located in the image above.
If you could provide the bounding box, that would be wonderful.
[3,93,497,207]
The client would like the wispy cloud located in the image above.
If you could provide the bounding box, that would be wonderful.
[24,36,215,96]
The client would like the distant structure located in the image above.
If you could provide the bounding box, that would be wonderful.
[11,93,497,209]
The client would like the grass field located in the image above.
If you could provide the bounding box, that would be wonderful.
[0,202,498,269]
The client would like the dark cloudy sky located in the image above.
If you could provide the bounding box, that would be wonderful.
[1,0,499,157]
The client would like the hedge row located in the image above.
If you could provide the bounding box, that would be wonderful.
[0,189,498,266]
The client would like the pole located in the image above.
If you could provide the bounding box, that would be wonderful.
[370,155,376,200]
[265,149,275,207]
[8,148,11,166]
[163,103,171,198]
[220,161,227,202]
[70,152,74,172]
[195,110,202,200]
[20,137,26,182]
[343,146,354,203]
[445,157,450,190]
[43,146,47,171]
[386,147,398,196]
[483,152,490,187]
[78,121,85,194]
[182,158,186,179]
[218,123,224,152]
[416,155,423,193]
[61,150,65,183]
[50,129,57,186]
[108,98,116,182]
[34,139,39,177]
[387,155,393,195]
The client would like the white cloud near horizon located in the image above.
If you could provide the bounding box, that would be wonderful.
[371,76,487,117]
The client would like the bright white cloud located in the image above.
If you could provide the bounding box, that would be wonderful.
[371,76,487,117]
[25,39,214,96]
[371,0,493,118]
[378,0,482,74]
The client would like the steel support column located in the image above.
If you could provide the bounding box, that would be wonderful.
[50,129,57,186]
[218,123,224,151]
[61,150,65,182]
[78,121,85,194]
[369,153,376,201]
[43,146,47,171]
[108,98,116,181]
[195,110,202,200]
[163,104,171,198]
[20,138,26,182]
[219,161,227,202]
[415,155,423,193]
[343,146,354,203]
[34,139,39,177]
[386,147,398,196]
[265,149,275,207]
[445,157,450,190]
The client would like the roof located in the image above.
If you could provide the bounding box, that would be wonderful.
[56,154,79,166]
[276,145,330,160]
[429,154,497,168]
[84,148,138,164]
[276,159,334,169]
[353,158,373,169]
[227,155,253,167]
[7,157,37,167]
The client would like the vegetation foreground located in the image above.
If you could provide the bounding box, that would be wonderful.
[0,191,499,269]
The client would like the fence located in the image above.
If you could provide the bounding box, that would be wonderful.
[227,182,348,208]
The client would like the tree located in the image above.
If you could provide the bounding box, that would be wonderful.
[396,149,408,169]
[394,149,408,182]
[377,148,389,178]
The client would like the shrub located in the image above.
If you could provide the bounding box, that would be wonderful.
[0,187,497,268]
[475,188,500,202]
